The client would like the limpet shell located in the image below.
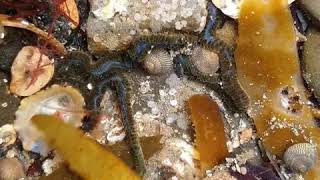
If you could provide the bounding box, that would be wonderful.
[10,46,54,96]
[283,143,317,173]
[143,48,173,75]
[14,85,85,155]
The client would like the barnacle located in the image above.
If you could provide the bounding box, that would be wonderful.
[187,94,228,174]
[235,0,320,178]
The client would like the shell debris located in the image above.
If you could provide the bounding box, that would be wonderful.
[10,46,54,97]
[0,124,16,147]
[14,85,85,155]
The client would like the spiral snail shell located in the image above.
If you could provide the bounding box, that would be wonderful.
[283,143,317,173]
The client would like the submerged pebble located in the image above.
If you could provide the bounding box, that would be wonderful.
[0,158,25,180]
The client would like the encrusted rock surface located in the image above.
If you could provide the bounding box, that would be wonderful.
[87,0,208,54]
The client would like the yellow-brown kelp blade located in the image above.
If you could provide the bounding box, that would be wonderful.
[187,94,228,174]
[235,0,320,179]
[31,115,140,180]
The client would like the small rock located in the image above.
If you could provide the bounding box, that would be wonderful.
[0,158,25,180]
[87,0,208,53]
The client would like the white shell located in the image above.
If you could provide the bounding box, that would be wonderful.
[0,124,16,147]
[10,46,54,96]
[211,0,295,19]
[14,85,85,155]
[190,46,220,76]
[283,143,317,173]
[143,49,173,75]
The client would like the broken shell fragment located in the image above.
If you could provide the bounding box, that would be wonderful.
[59,0,80,28]
[14,85,85,155]
[0,124,16,147]
[284,143,317,173]
[0,14,66,54]
[10,46,54,97]
[143,49,173,75]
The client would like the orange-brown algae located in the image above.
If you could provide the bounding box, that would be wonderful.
[187,94,228,175]
[235,0,320,178]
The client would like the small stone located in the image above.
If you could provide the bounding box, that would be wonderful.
[170,100,178,106]
[176,116,189,130]
[42,159,56,175]
[87,83,93,90]
[1,102,7,108]
[166,114,177,125]
[0,158,25,180]
[159,89,167,97]
[240,166,247,175]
